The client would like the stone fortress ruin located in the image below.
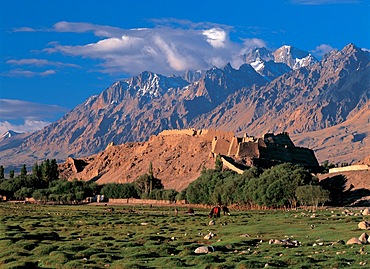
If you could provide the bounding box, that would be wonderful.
[159,129,321,173]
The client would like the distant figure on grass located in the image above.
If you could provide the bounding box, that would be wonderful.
[174,208,178,216]
[209,206,221,218]
[222,205,230,215]
[186,208,195,214]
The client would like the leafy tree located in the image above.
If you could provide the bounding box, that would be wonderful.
[32,189,49,202]
[176,190,187,202]
[14,187,33,200]
[41,159,51,183]
[134,163,163,198]
[0,165,4,179]
[50,159,59,181]
[20,164,27,176]
[185,169,235,205]
[322,160,335,172]
[47,179,97,204]
[9,170,14,179]
[32,162,42,179]
[161,189,178,202]
[215,154,223,172]
[295,185,330,209]
[101,183,139,199]
[251,163,318,208]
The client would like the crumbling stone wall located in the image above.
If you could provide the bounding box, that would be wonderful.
[212,137,232,156]
[159,129,198,136]
[329,165,370,173]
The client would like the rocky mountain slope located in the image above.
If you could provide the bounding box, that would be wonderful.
[0,43,369,170]
[0,63,266,168]
[191,44,370,163]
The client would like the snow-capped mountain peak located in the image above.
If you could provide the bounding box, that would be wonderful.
[273,45,318,70]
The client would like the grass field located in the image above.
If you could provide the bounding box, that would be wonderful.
[0,203,369,268]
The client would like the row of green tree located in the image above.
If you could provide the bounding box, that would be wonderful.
[0,160,97,203]
[0,159,330,208]
[100,162,178,201]
[183,161,330,208]
[0,160,177,203]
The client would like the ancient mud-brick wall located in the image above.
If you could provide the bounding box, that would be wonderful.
[203,129,235,142]
[236,140,260,159]
[329,165,370,174]
[263,133,295,147]
[258,143,319,168]
[221,156,245,174]
[212,137,232,156]
[159,129,197,136]
[227,137,241,156]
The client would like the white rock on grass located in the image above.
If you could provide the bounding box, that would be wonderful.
[358,233,369,243]
[194,245,214,254]
[346,238,362,245]
[362,208,370,216]
[358,221,370,230]
[204,232,215,240]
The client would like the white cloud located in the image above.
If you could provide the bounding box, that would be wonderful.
[203,28,227,48]
[13,20,271,75]
[0,99,68,133]
[6,58,80,68]
[43,21,264,75]
[0,120,51,134]
[53,21,125,37]
[0,99,68,121]
[311,44,336,58]
[3,69,56,77]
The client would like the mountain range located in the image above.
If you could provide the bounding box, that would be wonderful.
[0,43,369,170]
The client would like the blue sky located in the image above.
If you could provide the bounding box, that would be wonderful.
[0,0,369,134]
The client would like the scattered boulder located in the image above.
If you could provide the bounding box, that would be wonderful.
[358,233,369,243]
[240,234,251,238]
[358,221,370,230]
[194,245,214,254]
[331,240,345,246]
[268,239,299,246]
[204,232,215,240]
[362,208,370,216]
[346,238,362,245]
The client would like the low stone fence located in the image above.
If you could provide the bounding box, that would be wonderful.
[108,198,186,205]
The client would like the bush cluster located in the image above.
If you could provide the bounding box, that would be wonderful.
[183,163,329,208]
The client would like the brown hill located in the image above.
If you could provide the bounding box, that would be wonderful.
[59,130,217,191]
[59,129,323,191]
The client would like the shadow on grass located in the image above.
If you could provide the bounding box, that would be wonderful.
[320,174,370,206]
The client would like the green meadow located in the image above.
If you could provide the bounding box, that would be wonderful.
[0,203,369,269]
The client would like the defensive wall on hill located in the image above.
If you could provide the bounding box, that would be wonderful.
[158,129,234,142]
[211,132,320,171]
[329,165,370,173]
[158,129,319,171]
